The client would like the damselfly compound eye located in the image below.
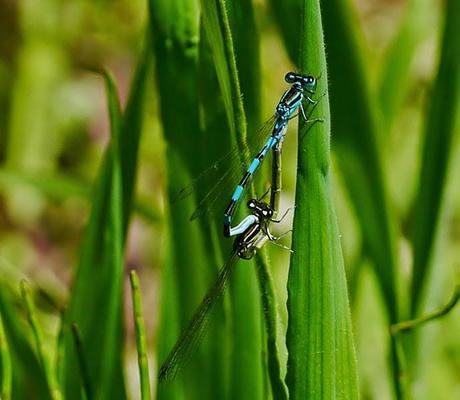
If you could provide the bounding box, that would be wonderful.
[285,72,296,83]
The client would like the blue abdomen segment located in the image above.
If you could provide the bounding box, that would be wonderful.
[231,185,244,201]
[223,129,285,237]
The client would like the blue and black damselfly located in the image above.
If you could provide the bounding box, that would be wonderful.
[173,72,320,236]
[159,141,291,382]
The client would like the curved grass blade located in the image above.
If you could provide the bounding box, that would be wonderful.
[0,313,12,400]
[392,275,460,335]
[158,251,239,382]
[129,271,151,400]
[409,0,460,316]
[285,1,359,398]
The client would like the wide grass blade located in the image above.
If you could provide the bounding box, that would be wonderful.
[270,0,400,324]
[149,1,225,398]
[0,312,12,400]
[409,0,460,316]
[285,1,359,398]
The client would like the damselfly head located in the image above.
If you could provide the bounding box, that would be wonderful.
[285,72,317,93]
[247,199,274,219]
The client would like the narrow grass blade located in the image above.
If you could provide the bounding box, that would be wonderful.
[226,0,261,134]
[409,0,460,316]
[0,287,49,398]
[285,1,359,398]
[378,0,437,131]
[254,253,288,400]
[20,281,63,400]
[129,271,151,400]
[0,313,12,400]
[201,0,247,149]
[70,324,93,400]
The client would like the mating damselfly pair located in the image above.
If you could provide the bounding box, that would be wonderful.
[159,72,321,382]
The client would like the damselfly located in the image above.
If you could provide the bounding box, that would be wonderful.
[159,142,290,382]
[173,72,319,235]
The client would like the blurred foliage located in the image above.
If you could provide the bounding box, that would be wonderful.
[0,0,459,399]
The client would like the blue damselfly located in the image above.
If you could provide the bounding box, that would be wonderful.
[173,72,319,235]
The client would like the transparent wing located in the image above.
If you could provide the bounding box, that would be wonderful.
[158,250,239,382]
[171,116,277,220]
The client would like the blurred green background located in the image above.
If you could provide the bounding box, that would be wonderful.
[0,0,459,399]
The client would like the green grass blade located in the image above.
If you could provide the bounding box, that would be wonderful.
[61,41,149,398]
[118,40,151,233]
[254,253,288,400]
[129,271,152,400]
[378,0,437,131]
[201,2,265,398]
[149,1,224,398]
[285,1,359,398]
[60,69,126,400]
[0,286,49,399]
[392,276,460,334]
[320,0,399,322]
[70,324,93,400]
[270,0,400,323]
[201,0,247,147]
[410,0,460,315]
[20,281,62,400]
[0,312,12,400]
[226,0,261,134]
